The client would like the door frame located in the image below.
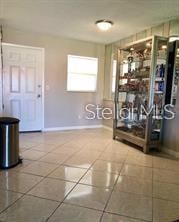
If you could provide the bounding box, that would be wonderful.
[1,43,45,131]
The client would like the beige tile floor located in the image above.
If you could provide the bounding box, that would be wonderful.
[0,128,179,221]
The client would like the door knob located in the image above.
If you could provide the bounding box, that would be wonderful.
[37,94,41,98]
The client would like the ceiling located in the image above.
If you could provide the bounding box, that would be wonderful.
[1,0,179,44]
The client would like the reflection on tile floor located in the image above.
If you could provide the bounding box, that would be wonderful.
[0,128,179,221]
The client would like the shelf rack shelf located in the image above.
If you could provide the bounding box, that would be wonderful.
[113,35,168,153]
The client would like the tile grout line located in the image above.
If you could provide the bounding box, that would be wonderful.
[100,156,126,222]
[101,211,151,222]
[45,141,111,222]
[0,143,81,218]
[43,139,104,221]
[100,148,153,222]
[44,163,93,221]
[2,132,179,221]
[24,140,85,163]
[100,150,154,222]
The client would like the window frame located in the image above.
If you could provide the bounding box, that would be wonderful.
[67,54,98,93]
[111,59,117,94]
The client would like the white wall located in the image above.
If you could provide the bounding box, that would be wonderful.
[3,27,105,129]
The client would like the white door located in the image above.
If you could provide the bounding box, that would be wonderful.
[2,44,44,132]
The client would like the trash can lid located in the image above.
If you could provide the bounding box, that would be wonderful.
[0,117,20,124]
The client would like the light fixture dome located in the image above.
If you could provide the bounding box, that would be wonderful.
[95,20,113,31]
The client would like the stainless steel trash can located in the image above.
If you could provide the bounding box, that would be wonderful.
[0,117,21,169]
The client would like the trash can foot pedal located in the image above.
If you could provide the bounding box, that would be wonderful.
[0,157,23,170]
[18,157,23,164]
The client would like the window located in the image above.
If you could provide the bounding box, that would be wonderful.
[67,55,98,92]
[112,60,117,93]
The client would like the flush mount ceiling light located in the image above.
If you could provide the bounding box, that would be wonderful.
[95,20,113,31]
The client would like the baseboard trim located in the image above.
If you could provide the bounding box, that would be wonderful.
[43,124,103,132]
[162,146,179,158]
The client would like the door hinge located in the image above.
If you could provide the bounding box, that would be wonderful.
[2,104,4,110]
